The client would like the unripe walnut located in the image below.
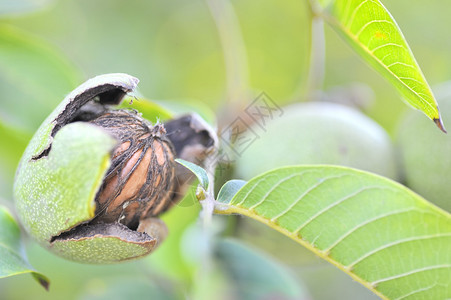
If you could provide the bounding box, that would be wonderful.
[396,94,451,211]
[13,74,217,263]
[235,102,397,180]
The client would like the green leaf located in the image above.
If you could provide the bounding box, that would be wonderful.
[321,0,445,131]
[0,205,49,290]
[215,166,451,300]
[0,24,81,133]
[215,238,310,300]
[175,159,209,190]
[217,180,246,204]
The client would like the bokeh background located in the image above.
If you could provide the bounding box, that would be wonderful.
[1,0,450,299]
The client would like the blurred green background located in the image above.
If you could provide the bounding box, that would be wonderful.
[1,0,450,299]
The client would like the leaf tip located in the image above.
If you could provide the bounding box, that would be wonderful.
[433,117,447,133]
[39,278,50,291]
[32,273,50,291]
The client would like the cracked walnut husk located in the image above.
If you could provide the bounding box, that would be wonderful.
[13,73,218,263]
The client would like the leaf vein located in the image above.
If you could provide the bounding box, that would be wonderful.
[372,265,451,286]
[348,234,451,268]
[324,208,437,253]
[346,0,382,29]
[270,175,344,222]
[394,284,438,300]
[371,43,405,54]
[386,62,416,70]
[292,186,381,235]
[355,19,393,38]
[399,77,425,86]
[247,172,306,210]
[380,53,392,63]
[235,177,266,206]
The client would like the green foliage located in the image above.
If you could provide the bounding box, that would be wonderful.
[320,0,445,130]
[216,166,451,300]
[0,25,81,133]
[0,24,81,200]
[217,180,246,204]
[176,159,210,190]
[0,205,49,289]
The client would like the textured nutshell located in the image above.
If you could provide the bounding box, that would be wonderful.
[235,102,397,180]
[88,109,176,229]
[13,73,175,263]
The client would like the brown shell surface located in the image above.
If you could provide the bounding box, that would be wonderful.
[90,110,176,230]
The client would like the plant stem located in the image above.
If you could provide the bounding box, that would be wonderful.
[199,154,218,230]
[206,0,250,108]
[195,150,219,295]
[304,0,326,100]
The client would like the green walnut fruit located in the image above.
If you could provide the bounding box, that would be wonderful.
[235,102,397,180]
[13,73,216,263]
[396,94,451,211]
